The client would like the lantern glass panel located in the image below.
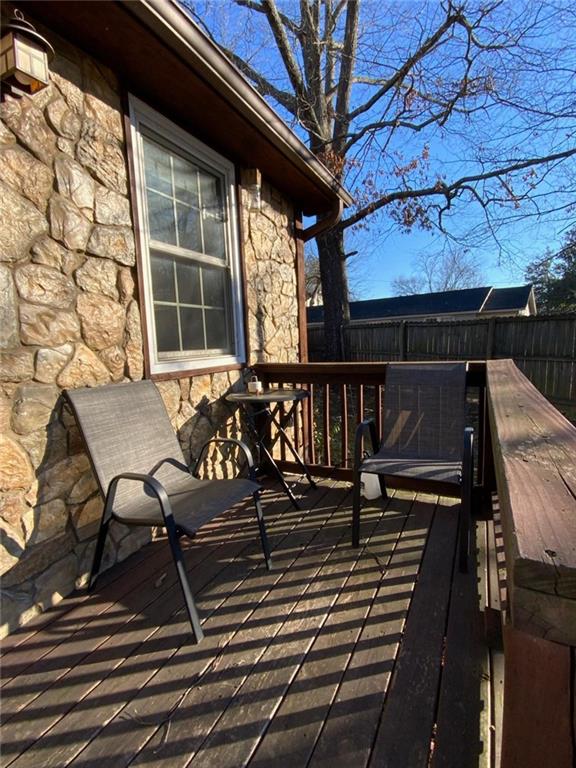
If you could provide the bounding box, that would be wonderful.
[14,35,48,84]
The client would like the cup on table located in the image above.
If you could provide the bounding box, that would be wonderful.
[248,377,264,395]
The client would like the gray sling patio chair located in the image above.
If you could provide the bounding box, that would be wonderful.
[65,380,272,644]
[352,363,474,572]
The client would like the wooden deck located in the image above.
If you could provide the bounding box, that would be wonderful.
[0,478,502,768]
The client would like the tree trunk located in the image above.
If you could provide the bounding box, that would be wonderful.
[316,226,349,360]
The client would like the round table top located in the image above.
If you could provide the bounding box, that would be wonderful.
[226,387,309,404]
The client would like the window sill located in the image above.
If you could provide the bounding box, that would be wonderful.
[150,362,244,382]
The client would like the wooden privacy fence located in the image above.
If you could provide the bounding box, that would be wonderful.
[308,314,576,413]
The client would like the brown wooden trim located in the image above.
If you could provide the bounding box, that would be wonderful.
[501,623,574,768]
[151,363,243,382]
[236,168,252,365]
[294,212,309,363]
[121,87,152,380]
[256,360,486,382]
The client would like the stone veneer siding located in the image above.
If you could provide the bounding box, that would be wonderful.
[0,27,300,636]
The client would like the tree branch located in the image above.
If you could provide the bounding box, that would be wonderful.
[341,146,576,230]
[332,0,359,155]
[347,6,464,122]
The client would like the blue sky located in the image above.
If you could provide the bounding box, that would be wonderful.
[339,201,561,300]
[187,0,575,301]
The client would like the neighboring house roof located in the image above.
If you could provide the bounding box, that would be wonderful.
[22,0,352,216]
[307,285,536,324]
[481,284,535,313]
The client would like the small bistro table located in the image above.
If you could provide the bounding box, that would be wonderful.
[226,388,317,508]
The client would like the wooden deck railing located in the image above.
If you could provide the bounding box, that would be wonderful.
[486,359,576,768]
[255,359,576,767]
[255,361,489,488]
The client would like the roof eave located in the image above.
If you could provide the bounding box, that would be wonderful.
[133,0,353,208]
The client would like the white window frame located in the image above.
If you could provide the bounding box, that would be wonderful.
[128,95,246,375]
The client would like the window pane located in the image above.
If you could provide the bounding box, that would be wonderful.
[177,204,202,252]
[151,252,176,302]
[173,155,199,206]
[176,259,201,305]
[180,307,204,350]
[202,265,226,307]
[205,308,230,350]
[203,215,226,259]
[143,139,172,196]
[147,190,176,245]
[199,171,223,217]
[155,305,180,352]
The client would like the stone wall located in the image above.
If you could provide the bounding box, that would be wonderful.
[0,27,300,636]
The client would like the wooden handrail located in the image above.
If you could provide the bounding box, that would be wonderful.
[486,359,576,646]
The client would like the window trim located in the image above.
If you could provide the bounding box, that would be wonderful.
[128,95,246,376]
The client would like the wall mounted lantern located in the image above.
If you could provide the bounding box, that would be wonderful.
[0,9,54,98]
[245,168,262,212]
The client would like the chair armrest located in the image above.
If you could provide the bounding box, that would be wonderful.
[192,438,257,481]
[354,419,379,473]
[106,472,174,524]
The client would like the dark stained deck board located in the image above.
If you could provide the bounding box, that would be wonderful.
[475,518,495,768]
[170,487,362,768]
[85,482,353,768]
[247,491,410,768]
[0,486,288,732]
[430,510,492,768]
[308,493,435,768]
[0,539,166,663]
[178,492,402,768]
[0,535,176,685]
[0,486,282,691]
[0,481,498,768]
[2,481,330,768]
[367,498,459,768]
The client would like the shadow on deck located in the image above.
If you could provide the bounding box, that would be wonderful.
[0,478,502,768]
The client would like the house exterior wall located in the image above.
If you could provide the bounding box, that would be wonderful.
[0,31,299,636]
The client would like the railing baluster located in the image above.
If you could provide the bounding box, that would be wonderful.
[375,383,383,441]
[307,383,315,465]
[477,381,486,486]
[340,383,348,468]
[323,383,331,467]
[278,379,286,462]
[293,381,300,454]
[356,384,364,425]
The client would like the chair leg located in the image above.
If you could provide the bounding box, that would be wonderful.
[254,491,272,570]
[352,470,362,547]
[165,521,204,643]
[378,475,389,499]
[88,501,113,591]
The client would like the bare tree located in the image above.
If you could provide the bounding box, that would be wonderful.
[187,0,576,358]
[393,249,485,295]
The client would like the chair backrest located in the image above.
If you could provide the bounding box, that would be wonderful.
[65,381,188,504]
[381,363,467,461]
